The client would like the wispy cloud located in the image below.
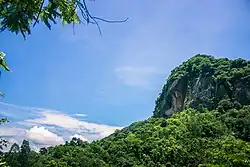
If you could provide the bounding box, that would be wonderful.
[112,0,250,91]
[0,102,122,150]
[74,113,87,117]
[25,110,122,137]
[0,127,26,137]
[114,66,162,89]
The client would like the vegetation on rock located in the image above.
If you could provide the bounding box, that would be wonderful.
[154,55,250,117]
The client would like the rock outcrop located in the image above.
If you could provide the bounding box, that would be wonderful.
[153,55,250,117]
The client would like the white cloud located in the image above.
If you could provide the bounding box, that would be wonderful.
[26,111,83,130]
[0,126,64,146]
[0,126,64,151]
[0,127,26,137]
[70,134,88,142]
[74,113,87,117]
[114,66,162,88]
[0,102,123,150]
[25,111,122,139]
[26,126,64,145]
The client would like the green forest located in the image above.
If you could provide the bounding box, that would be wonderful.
[1,55,250,167]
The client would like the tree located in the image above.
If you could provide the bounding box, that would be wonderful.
[5,143,20,167]
[0,157,9,167]
[68,137,88,147]
[0,0,128,38]
[19,140,31,167]
[0,118,8,152]
[39,147,47,155]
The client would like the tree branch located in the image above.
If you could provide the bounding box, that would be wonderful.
[79,0,128,35]
[33,0,45,27]
[91,17,129,23]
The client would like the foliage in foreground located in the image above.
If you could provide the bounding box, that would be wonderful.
[0,53,10,166]
[0,0,127,38]
[4,104,250,166]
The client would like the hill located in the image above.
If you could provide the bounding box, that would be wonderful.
[154,54,250,117]
[4,55,250,167]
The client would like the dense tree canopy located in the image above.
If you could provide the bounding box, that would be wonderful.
[3,105,250,166]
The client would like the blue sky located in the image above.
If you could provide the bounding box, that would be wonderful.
[1,0,250,149]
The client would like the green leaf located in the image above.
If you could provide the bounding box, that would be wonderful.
[0,118,8,124]
[0,92,5,97]
[0,52,11,72]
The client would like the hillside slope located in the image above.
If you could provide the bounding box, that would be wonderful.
[4,55,250,167]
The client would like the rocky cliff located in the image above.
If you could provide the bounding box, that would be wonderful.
[153,54,250,117]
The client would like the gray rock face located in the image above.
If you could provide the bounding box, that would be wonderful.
[234,76,250,105]
[163,75,188,117]
[155,73,250,118]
